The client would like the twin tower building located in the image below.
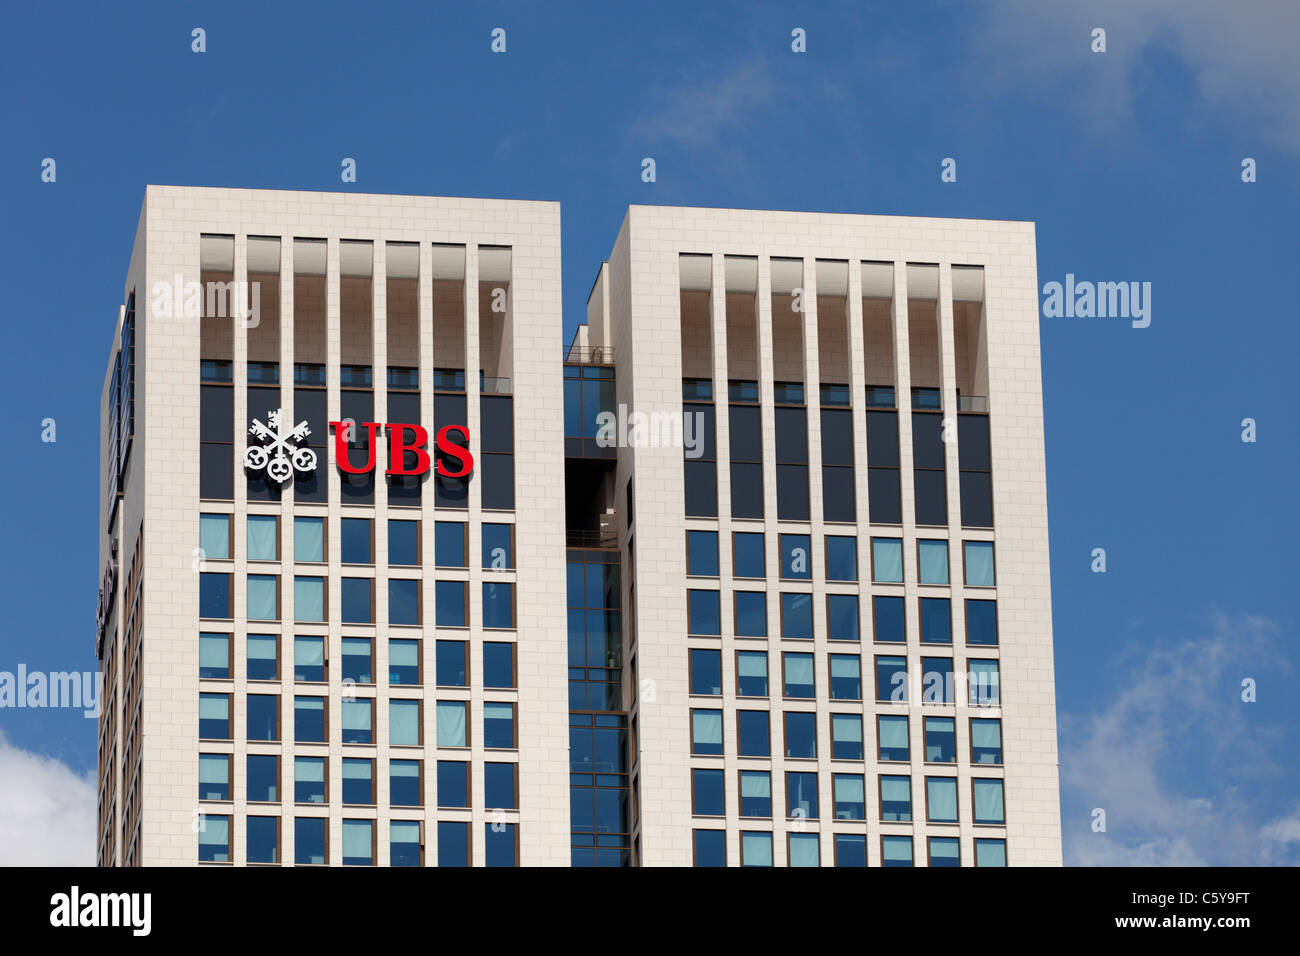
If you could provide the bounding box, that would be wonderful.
[96,186,1060,867]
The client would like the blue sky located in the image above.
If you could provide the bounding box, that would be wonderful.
[1,0,1297,864]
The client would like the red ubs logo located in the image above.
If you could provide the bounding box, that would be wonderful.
[329,422,474,478]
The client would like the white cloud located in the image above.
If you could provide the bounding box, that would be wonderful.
[1060,613,1297,866]
[970,1,1300,155]
[0,731,95,866]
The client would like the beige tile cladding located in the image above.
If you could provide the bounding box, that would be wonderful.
[590,205,1060,867]
[99,186,568,866]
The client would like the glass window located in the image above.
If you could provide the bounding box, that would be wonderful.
[781,593,813,640]
[927,776,959,823]
[834,833,866,868]
[973,778,1006,825]
[735,592,767,637]
[435,521,466,568]
[200,573,232,619]
[880,775,911,821]
[825,594,859,641]
[389,638,420,685]
[198,753,229,801]
[877,714,909,761]
[295,756,325,804]
[391,759,421,807]
[829,654,861,699]
[199,633,230,679]
[341,518,372,564]
[484,823,517,867]
[485,762,516,809]
[779,534,811,580]
[920,597,952,644]
[482,581,514,629]
[882,835,913,867]
[966,599,998,646]
[741,831,773,867]
[786,771,818,819]
[733,532,765,578]
[436,640,467,687]
[341,637,373,684]
[789,832,820,867]
[969,658,1000,706]
[342,819,374,866]
[737,710,770,757]
[438,760,469,807]
[246,574,278,621]
[483,701,515,749]
[247,515,278,561]
[389,519,419,566]
[687,590,720,635]
[925,716,956,763]
[294,636,325,682]
[872,595,905,642]
[687,530,719,576]
[784,711,817,758]
[689,648,722,696]
[435,581,467,627]
[438,821,470,867]
[294,576,324,622]
[922,657,954,704]
[739,771,771,817]
[247,693,278,741]
[482,523,514,569]
[391,820,422,867]
[783,652,814,698]
[294,517,324,563]
[832,773,865,820]
[964,541,996,587]
[826,536,857,581]
[692,768,725,816]
[971,718,1003,764]
[199,693,230,739]
[295,817,326,865]
[691,709,723,755]
[197,814,230,862]
[342,757,374,805]
[390,579,420,626]
[390,699,421,746]
[917,539,949,584]
[875,655,907,702]
[341,698,373,744]
[437,700,467,747]
[247,634,277,681]
[830,713,863,760]
[736,651,768,697]
[871,538,903,583]
[693,830,726,867]
[341,578,372,624]
[929,836,960,867]
[199,514,230,560]
[976,838,1007,867]
[294,696,325,742]
[483,642,515,688]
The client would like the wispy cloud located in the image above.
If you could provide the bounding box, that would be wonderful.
[969,1,1300,156]
[1060,612,1298,865]
[0,731,95,866]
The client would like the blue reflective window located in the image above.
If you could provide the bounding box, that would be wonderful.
[687,530,719,576]
[737,710,770,757]
[247,817,279,863]
[784,711,817,758]
[340,518,372,564]
[438,821,470,867]
[975,838,1006,867]
[873,595,905,642]
[780,534,811,580]
[436,640,467,687]
[390,759,421,806]
[826,536,857,581]
[341,578,372,624]
[871,538,903,583]
[199,573,231,619]
[834,833,866,867]
[435,522,466,568]
[971,718,1003,765]
[833,774,866,820]
[920,597,952,644]
[482,581,514,629]
[483,701,515,749]
[829,654,861,699]
[435,581,467,627]
[341,637,372,684]
[880,775,911,822]
[922,656,954,703]
[293,696,325,742]
[294,636,325,683]
[483,642,515,688]
[966,599,998,645]
[831,713,863,760]
[827,594,859,641]
[295,817,326,865]
[882,835,913,867]
[930,836,960,867]
[690,648,722,696]
[482,523,513,569]
[877,714,909,761]
[294,756,325,804]
[739,771,771,817]
[199,633,230,679]
[437,761,469,808]
[733,532,765,578]
[876,655,907,702]
[687,589,721,635]
[199,693,230,739]
[783,652,815,698]
[388,519,419,566]
[692,768,725,816]
[736,650,768,697]
[484,823,517,867]
[781,593,813,639]
[199,753,229,801]
[342,757,374,805]
[246,634,277,680]
[389,579,420,626]
[787,771,818,819]
[485,762,516,809]
[246,754,277,803]
[735,592,767,637]
[389,638,419,685]
[247,694,278,741]
[694,829,726,867]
